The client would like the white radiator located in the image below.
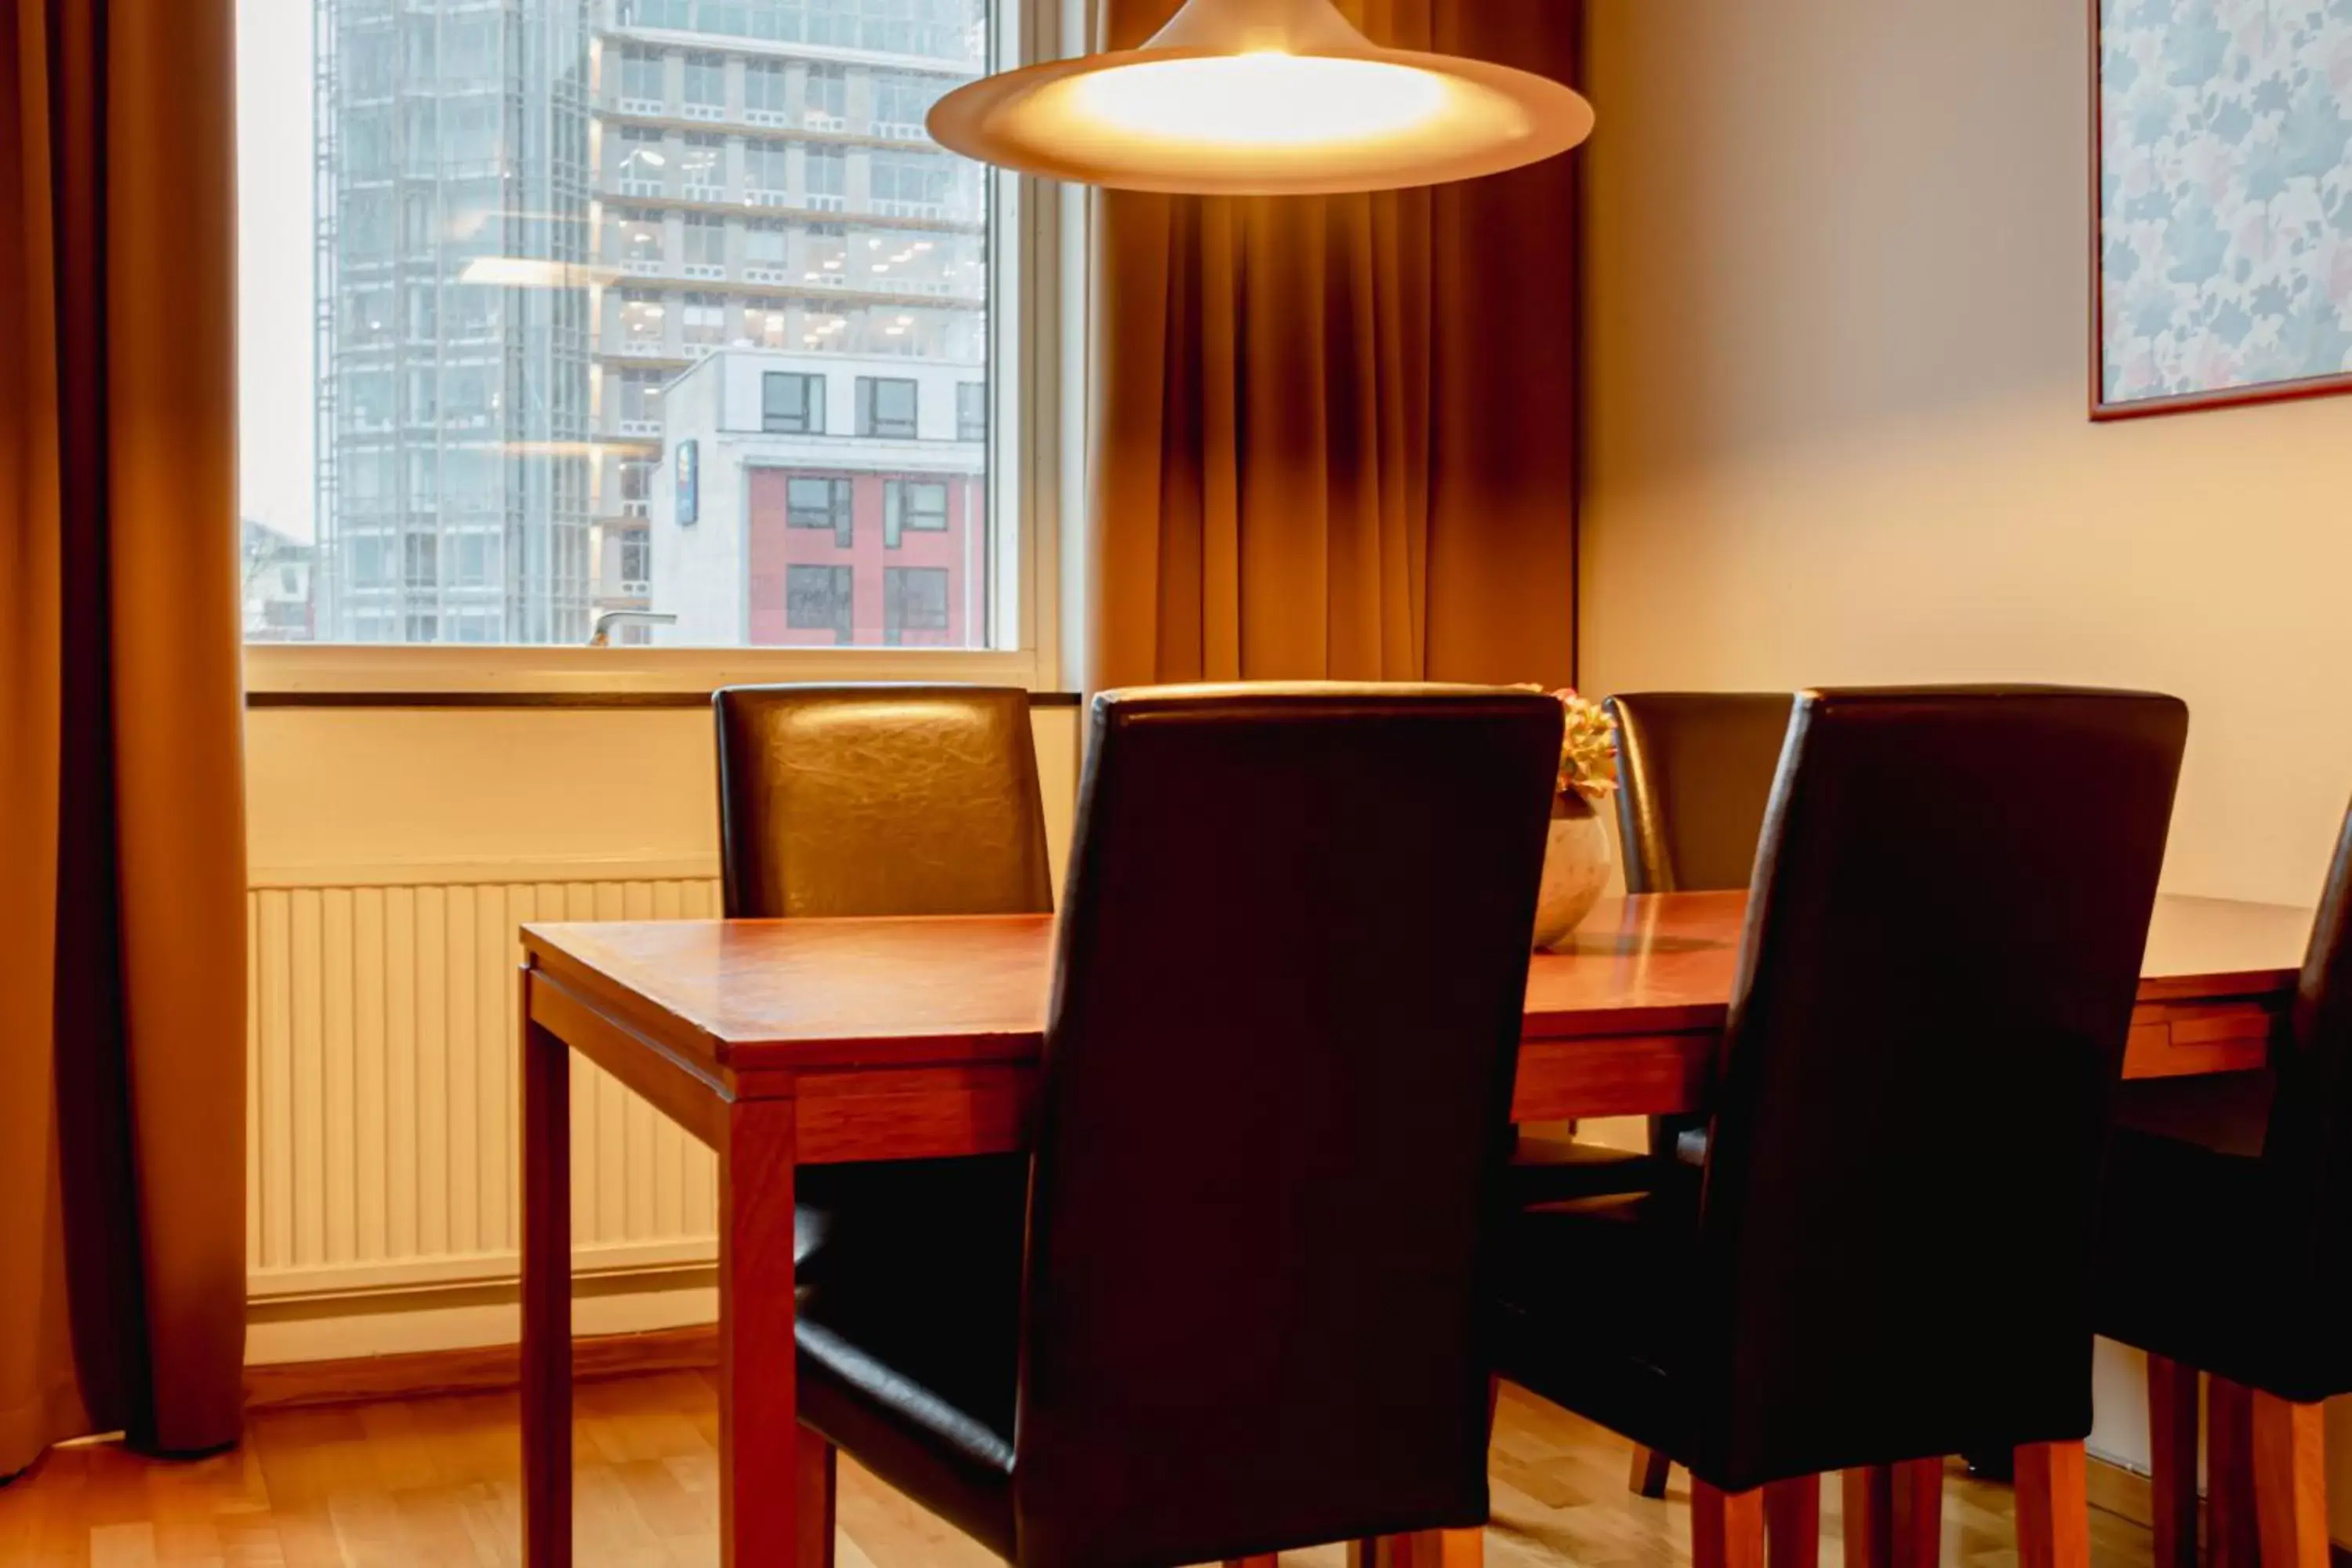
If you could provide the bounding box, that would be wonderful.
[244,868,724,1303]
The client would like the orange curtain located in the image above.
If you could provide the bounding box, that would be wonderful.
[1,0,247,1477]
[1086,0,1581,691]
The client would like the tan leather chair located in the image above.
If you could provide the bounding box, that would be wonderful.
[713,683,1053,920]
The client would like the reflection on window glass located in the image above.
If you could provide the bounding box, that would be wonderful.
[239,0,997,647]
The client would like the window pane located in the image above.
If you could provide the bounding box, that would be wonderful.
[237,0,999,648]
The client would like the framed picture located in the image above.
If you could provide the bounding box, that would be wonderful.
[2091,0,2352,419]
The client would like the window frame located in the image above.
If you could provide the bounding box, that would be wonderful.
[245,0,1082,696]
[762,370,825,435]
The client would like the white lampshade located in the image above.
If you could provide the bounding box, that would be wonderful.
[925,0,1594,195]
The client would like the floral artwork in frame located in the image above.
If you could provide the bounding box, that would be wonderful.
[2092,0,2352,418]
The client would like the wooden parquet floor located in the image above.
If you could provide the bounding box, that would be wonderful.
[0,1372,2161,1568]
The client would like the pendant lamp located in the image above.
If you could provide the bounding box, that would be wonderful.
[924,0,1594,195]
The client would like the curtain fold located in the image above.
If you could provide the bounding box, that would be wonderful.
[1086,0,1581,691]
[2,0,248,1479]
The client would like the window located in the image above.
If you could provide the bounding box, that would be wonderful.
[786,564,855,643]
[804,63,846,125]
[786,476,853,546]
[403,532,437,589]
[856,376,918,437]
[619,529,652,590]
[884,567,949,644]
[873,75,939,132]
[239,0,1004,651]
[684,52,727,114]
[682,292,728,347]
[869,152,950,212]
[452,531,499,586]
[682,52,724,110]
[619,48,665,105]
[678,132,725,196]
[745,140,789,195]
[745,61,788,115]
[884,478,948,546]
[804,146,845,201]
[764,372,825,434]
[682,213,727,269]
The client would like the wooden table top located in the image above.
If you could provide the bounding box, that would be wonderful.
[521,891,2314,1076]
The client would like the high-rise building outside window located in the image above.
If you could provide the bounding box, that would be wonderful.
[238,0,1006,651]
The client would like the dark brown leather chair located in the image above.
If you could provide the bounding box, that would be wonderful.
[1610,692,1796,896]
[791,684,1563,1568]
[1495,687,2187,1568]
[714,683,1054,920]
[2095,797,2352,1568]
[1508,693,1797,1504]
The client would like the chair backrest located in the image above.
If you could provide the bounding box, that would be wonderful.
[713,684,1053,918]
[1011,684,1562,1568]
[1687,687,2187,1489]
[2262,798,2352,1380]
[1606,692,1795,893]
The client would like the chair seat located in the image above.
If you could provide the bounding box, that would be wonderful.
[2095,1116,2343,1403]
[794,1154,1030,1555]
[1496,1185,1700,1465]
[1508,1128,1705,1205]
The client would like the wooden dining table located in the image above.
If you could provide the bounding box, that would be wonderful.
[515,888,2314,1568]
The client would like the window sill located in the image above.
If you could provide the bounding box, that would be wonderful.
[243,642,1066,705]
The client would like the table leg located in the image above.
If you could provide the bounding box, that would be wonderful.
[720,1095,800,1568]
[521,1007,572,1567]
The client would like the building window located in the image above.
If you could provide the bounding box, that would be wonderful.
[804,63,846,125]
[764,372,825,434]
[786,564,855,643]
[745,140,789,196]
[745,61,787,115]
[884,478,948,546]
[873,75,940,132]
[452,531,499,586]
[884,566,949,645]
[681,292,728,347]
[745,218,787,265]
[682,213,727,269]
[856,376,918,438]
[618,528,651,590]
[619,48,664,106]
[786,475,853,546]
[403,532,437,589]
[241,0,1004,649]
[869,152,951,212]
[684,52,727,114]
[804,145,845,201]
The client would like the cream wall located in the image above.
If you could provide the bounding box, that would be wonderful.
[1576,0,2352,1521]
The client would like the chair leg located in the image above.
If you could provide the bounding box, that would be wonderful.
[1694,1479,1766,1568]
[1764,1475,1821,1568]
[2013,1441,2089,1568]
[797,1429,836,1568]
[2209,1378,2259,1568]
[2251,1392,2329,1568]
[1630,1444,1672,1497]
[1841,1459,1942,1568]
[1350,1530,1482,1568]
[2146,1356,2201,1568]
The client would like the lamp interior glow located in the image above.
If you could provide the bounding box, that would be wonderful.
[925,0,1593,195]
